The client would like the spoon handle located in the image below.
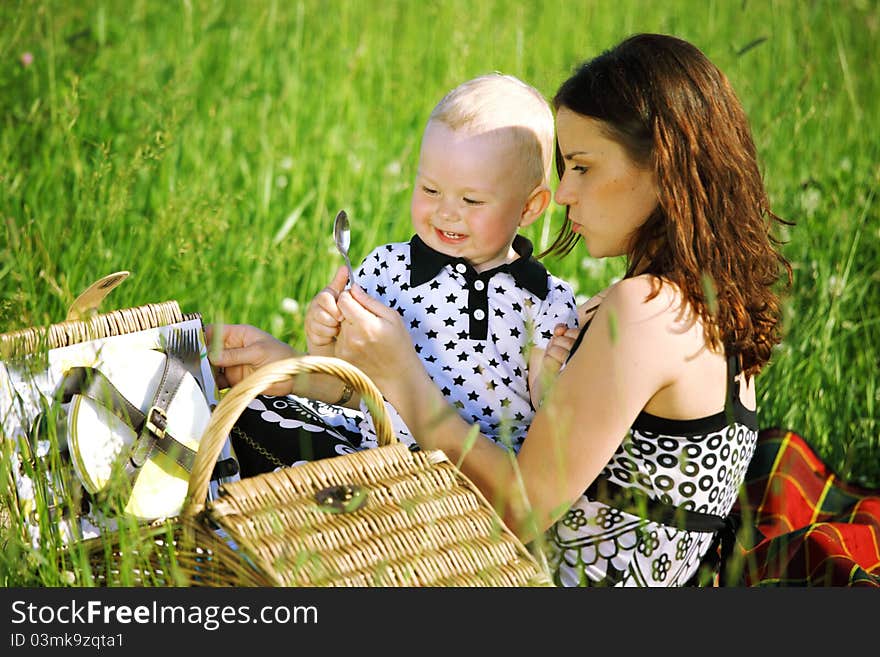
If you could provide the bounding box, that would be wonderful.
[343,256,356,287]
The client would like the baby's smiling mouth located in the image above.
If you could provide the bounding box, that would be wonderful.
[437,229,466,240]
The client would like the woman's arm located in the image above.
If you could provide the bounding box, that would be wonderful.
[206,322,360,406]
[335,277,677,542]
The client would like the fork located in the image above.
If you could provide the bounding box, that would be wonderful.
[166,326,206,396]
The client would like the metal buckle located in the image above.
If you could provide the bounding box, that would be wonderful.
[145,405,168,439]
[315,484,367,514]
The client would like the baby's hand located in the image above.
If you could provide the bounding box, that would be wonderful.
[542,323,581,374]
[305,289,342,356]
[531,323,580,406]
[305,267,349,356]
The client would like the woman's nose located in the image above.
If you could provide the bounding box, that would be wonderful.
[554,173,574,206]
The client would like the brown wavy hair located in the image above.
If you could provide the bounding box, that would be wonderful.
[543,33,792,376]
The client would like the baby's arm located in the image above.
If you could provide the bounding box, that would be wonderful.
[527,278,581,407]
[529,286,614,405]
[529,325,581,407]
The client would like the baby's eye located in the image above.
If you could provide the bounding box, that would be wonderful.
[422,185,438,195]
[463,197,484,205]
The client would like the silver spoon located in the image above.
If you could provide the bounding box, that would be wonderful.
[333,209,356,286]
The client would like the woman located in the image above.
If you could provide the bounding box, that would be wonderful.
[211,33,791,586]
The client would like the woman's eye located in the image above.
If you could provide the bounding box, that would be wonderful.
[572,165,588,174]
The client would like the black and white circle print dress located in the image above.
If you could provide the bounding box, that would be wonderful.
[545,330,758,587]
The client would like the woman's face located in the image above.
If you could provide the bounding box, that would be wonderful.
[554,108,658,258]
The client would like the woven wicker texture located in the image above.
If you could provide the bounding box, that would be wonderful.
[74,518,272,587]
[0,300,186,359]
[183,356,553,587]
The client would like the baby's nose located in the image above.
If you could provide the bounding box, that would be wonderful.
[436,198,457,221]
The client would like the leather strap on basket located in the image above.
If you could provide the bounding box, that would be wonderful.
[59,362,197,474]
[128,354,191,472]
[58,361,233,481]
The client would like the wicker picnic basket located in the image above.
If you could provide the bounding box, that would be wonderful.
[0,298,224,564]
[0,299,189,359]
[78,355,554,587]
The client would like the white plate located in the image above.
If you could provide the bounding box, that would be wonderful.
[66,347,211,521]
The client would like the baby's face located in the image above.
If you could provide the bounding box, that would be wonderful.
[411,121,534,273]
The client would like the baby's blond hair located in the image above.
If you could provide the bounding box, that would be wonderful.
[428,73,555,189]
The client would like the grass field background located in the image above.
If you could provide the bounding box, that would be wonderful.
[1,0,878,573]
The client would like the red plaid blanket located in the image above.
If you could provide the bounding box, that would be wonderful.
[730,428,880,587]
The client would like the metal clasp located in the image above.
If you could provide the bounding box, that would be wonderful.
[315,484,367,514]
[145,405,168,439]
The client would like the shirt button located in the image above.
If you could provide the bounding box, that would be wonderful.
[473,309,486,320]
[455,263,467,274]
[474,280,485,291]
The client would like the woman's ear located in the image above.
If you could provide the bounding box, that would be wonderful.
[519,184,552,228]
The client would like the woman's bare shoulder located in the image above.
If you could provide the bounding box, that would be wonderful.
[599,275,686,324]
[597,276,722,411]
[598,276,709,362]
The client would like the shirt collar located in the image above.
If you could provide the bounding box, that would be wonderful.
[408,234,549,300]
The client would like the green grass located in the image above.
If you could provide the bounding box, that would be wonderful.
[1,0,878,585]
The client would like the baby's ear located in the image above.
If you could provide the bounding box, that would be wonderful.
[519,184,551,227]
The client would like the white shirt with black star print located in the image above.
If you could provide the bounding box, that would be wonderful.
[352,234,578,452]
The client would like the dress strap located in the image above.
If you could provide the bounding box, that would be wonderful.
[565,317,592,364]
[727,353,741,396]
[725,351,745,424]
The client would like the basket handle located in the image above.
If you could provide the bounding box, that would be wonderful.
[183,355,394,517]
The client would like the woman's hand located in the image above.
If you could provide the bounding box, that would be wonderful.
[205,323,298,394]
[333,285,422,393]
[304,266,349,357]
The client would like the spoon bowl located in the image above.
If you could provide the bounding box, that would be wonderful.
[333,210,355,285]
